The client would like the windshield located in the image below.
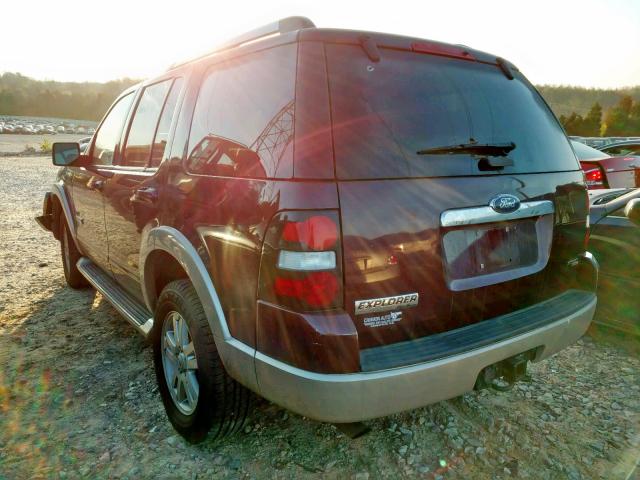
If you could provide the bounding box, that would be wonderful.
[327,45,579,179]
[571,140,610,161]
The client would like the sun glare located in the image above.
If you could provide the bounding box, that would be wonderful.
[1,0,639,87]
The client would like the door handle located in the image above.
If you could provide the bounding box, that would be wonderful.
[131,186,158,205]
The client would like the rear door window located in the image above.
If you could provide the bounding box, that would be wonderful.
[186,44,297,178]
[122,79,173,167]
[150,78,183,167]
[326,45,579,179]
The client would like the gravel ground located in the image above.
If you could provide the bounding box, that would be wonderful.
[0,156,639,480]
[0,134,87,154]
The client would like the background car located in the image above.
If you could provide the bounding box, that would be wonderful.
[573,140,640,189]
[588,188,640,334]
[599,140,640,156]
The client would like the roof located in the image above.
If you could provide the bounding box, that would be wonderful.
[166,17,517,73]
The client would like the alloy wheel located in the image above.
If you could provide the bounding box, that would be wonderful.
[161,311,200,415]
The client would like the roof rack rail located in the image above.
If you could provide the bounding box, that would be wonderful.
[169,16,315,70]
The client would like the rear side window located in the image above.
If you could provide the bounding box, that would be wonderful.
[122,79,173,167]
[92,93,134,166]
[186,44,296,178]
[326,45,579,179]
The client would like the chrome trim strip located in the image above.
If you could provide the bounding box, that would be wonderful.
[77,258,153,336]
[440,200,555,227]
[252,292,596,423]
[445,214,554,291]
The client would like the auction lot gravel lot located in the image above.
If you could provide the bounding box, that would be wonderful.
[1,155,639,480]
[0,134,87,154]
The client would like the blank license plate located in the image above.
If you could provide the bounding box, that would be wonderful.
[442,220,538,280]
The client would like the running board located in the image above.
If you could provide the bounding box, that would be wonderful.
[77,257,154,336]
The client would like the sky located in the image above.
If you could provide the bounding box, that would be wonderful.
[3,0,639,88]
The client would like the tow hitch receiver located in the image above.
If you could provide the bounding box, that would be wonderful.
[474,350,535,391]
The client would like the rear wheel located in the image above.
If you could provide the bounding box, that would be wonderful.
[59,217,88,289]
[153,279,252,443]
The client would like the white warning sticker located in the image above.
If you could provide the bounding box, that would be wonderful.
[363,311,403,328]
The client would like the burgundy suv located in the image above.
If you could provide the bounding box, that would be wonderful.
[36,17,598,443]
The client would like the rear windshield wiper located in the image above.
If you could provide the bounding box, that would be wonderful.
[417,141,516,157]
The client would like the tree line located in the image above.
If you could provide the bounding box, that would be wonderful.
[0,72,139,122]
[559,96,640,137]
[1,71,639,136]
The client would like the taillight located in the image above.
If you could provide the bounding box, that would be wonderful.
[580,163,608,190]
[281,215,338,250]
[274,272,339,307]
[259,211,342,311]
[581,163,607,189]
[585,168,603,184]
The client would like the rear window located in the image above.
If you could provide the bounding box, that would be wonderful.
[603,143,640,156]
[571,140,610,161]
[327,45,579,179]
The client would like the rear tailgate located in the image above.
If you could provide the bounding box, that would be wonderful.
[339,173,587,348]
[325,41,588,349]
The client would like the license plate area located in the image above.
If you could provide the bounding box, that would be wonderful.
[440,201,555,291]
[443,220,538,279]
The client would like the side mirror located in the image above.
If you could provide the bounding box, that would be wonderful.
[624,198,640,226]
[52,142,81,166]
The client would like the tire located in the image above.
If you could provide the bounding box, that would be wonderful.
[59,217,88,289]
[153,279,252,444]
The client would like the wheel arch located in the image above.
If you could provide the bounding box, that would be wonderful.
[140,226,259,393]
[140,226,231,341]
[50,182,79,247]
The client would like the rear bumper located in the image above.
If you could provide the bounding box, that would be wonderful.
[250,290,596,423]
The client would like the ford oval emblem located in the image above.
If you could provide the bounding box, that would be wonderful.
[489,194,520,214]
